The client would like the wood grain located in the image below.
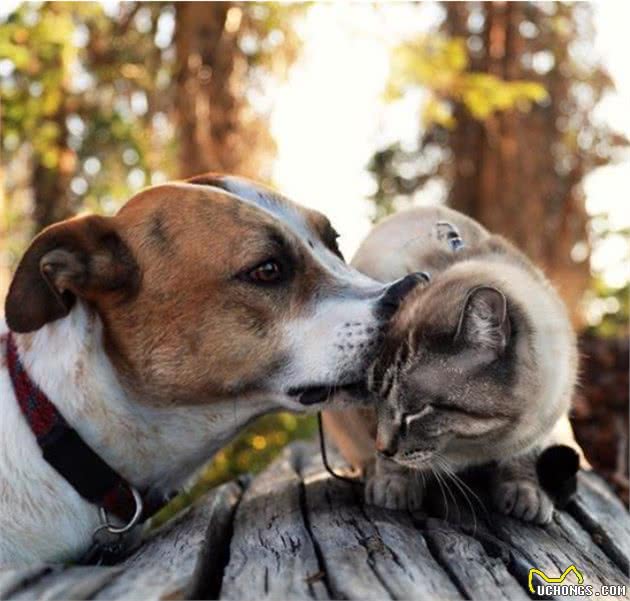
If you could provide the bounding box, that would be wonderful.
[4,444,629,600]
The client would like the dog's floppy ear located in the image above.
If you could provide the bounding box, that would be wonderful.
[5,215,139,333]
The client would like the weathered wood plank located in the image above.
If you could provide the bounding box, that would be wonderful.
[0,567,50,599]
[484,509,629,600]
[421,518,530,600]
[4,482,241,601]
[220,445,329,600]
[424,466,630,600]
[418,464,630,599]
[5,443,629,601]
[92,480,242,600]
[8,566,120,601]
[300,453,462,600]
[300,469,395,600]
[568,470,630,574]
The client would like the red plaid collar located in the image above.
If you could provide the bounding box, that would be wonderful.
[3,331,157,523]
[5,331,67,441]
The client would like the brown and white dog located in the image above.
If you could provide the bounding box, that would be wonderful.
[0,175,419,566]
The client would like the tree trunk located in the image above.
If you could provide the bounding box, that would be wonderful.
[443,2,589,323]
[31,105,75,232]
[174,2,270,180]
[31,162,73,231]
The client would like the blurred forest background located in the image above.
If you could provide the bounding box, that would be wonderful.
[1,1,628,509]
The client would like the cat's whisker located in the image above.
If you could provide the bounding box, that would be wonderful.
[431,466,450,522]
[434,455,489,536]
[434,456,475,532]
[434,461,461,524]
[410,468,428,515]
[440,459,487,519]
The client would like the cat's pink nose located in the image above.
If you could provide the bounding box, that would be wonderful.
[376,436,395,457]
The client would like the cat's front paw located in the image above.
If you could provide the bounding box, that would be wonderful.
[492,479,554,525]
[365,474,425,512]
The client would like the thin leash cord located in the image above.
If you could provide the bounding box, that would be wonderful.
[317,412,362,485]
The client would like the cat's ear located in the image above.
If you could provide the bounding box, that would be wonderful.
[5,215,138,333]
[455,286,510,353]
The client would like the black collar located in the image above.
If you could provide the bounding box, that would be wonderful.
[4,331,161,524]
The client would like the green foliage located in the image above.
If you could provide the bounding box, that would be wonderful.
[1,5,74,161]
[387,35,547,128]
[1,1,173,251]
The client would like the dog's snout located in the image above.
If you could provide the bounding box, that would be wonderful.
[376,272,430,319]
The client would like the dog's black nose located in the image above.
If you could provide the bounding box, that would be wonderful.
[377,272,430,319]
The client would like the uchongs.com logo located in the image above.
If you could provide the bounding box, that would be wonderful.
[528,564,627,597]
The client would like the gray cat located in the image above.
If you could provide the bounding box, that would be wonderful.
[327,206,580,525]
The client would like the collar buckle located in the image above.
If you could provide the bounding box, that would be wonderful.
[94,485,144,537]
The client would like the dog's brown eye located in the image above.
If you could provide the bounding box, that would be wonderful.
[248,260,282,284]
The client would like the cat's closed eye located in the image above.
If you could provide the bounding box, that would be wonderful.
[403,404,433,428]
[432,397,463,412]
